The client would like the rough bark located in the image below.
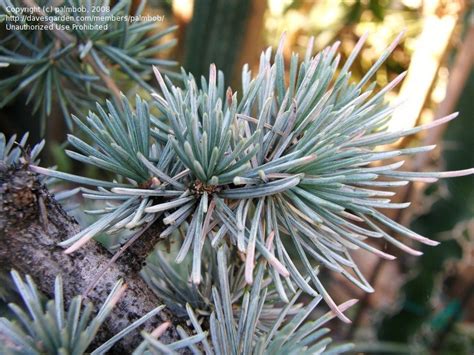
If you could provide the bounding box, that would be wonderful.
[0,165,181,353]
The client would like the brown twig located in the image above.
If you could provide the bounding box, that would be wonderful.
[414,22,474,171]
[82,55,122,101]
[82,216,158,298]
[388,0,462,133]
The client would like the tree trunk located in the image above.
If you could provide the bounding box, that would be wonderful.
[0,164,181,353]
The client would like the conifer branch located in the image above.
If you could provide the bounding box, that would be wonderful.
[21,0,122,102]
[0,164,182,352]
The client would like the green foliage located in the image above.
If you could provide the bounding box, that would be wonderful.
[0,0,177,131]
[31,33,474,326]
[0,271,208,355]
[154,64,260,185]
[209,246,354,354]
[0,132,44,169]
[142,245,217,316]
[91,304,206,355]
[30,95,185,253]
[0,271,126,354]
[8,30,471,354]
[133,328,207,355]
[0,266,350,355]
[144,245,355,354]
[7,1,472,351]
[68,95,154,183]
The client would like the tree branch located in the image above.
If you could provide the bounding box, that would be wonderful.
[0,165,181,353]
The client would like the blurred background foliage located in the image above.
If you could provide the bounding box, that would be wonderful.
[1,0,474,353]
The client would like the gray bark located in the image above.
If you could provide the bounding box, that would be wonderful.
[0,165,181,353]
